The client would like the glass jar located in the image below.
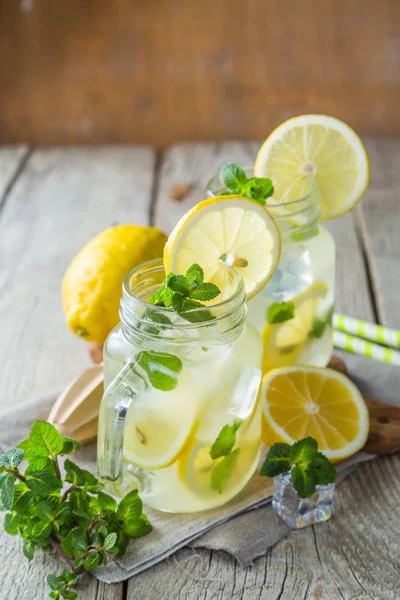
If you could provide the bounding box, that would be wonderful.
[98,259,263,513]
[206,170,335,372]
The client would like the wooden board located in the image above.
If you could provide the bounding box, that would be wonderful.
[0,141,399,599]
[1,1,400,146]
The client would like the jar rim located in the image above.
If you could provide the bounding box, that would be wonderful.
[121,258,246,333]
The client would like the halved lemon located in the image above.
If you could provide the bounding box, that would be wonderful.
[123,389,197,470]
[255,115,370,220]
[261,366,369,461]
[164,195,281,300]
[262,282,328,372]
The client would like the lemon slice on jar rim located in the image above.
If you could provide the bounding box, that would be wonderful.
[164,195,281,300]
[255,114,370,220]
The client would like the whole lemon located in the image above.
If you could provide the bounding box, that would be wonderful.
[62,225,167,343]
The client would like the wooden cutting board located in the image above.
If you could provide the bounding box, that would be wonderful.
[48,350,400,455]
[328,355,400,455]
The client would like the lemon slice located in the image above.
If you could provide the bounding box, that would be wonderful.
[255,115,370,220]
[123,388,197,470]
[261,366,369,461]
[178,437,260,496]
[262,283,328,372]
[164,195,281,300]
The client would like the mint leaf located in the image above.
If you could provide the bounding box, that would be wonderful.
[291,465,316,498]
[30,421,65,457]
[4,512,19,534]
[23,539,35,560]
[267,301,295,324]
[47,574,61,591]
[209,422,241,460]
[168,274,190,296]
[260,443,292,477]
[97,491,117,512]
[211,448,240,493]
[104,532,117,551]
[0,448,24,469]
[308,317,326,339]
[150,272,175,307]
[135,350,182,391]
[0,473,15,510]
[18,438,48,459]
[85,552,103,571]
[307,452,336,486]
[188,283,221,302]
[117,490,142,523]
[186,264,204,284]
[122,514,152,538]
[64,459,98,488]
[61,527,88,558]
[32,519,52,539]
[308,305,334,339]
[289,437,318,468]
[220,163,247,190]
[35,499,57,522]
[26,470,62,495]
[242,177,274,204]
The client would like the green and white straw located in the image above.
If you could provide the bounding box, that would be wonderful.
[333,313,400,349]
[333,330,400,366]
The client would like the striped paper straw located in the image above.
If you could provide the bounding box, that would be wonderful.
[333,313,400,349]
[333,330,400,366]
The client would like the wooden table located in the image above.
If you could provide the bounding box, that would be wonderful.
[0,141,399,600]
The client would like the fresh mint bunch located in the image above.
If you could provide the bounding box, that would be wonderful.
[0,420,152,599]
[150,264,221,323]
[260,437,336,498]
[209,421,242,493]
[219,163,274,205]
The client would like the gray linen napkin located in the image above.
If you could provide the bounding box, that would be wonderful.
[0,350,397,583]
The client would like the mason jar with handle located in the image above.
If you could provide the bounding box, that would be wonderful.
[207,171,335,372]
[98,259,263,513]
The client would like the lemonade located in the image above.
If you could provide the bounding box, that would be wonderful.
[207,174,335,371]
[98,260,263,512]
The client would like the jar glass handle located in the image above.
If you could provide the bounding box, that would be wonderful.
[97,362,146,485]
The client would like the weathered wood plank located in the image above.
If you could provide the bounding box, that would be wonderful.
[127,141,381,598]
[0,146,155,600]
[0,146,155,410]
[357,138,400,326]
[0,145,29,207]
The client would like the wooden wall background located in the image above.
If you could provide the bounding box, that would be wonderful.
[0,0,399,147]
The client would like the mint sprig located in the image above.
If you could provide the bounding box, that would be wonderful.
[150,264,221,323]
[209,421,242,493]
[260,437,336,498]
[0,420,152,599]
[219,163,274,205]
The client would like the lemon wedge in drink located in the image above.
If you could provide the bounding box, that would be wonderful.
[123,389,197,470]
[262,282,328,372]
[164,195,281,300]
[255,115,370,220]
[178,437,260,496]
[261,366,369,461]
